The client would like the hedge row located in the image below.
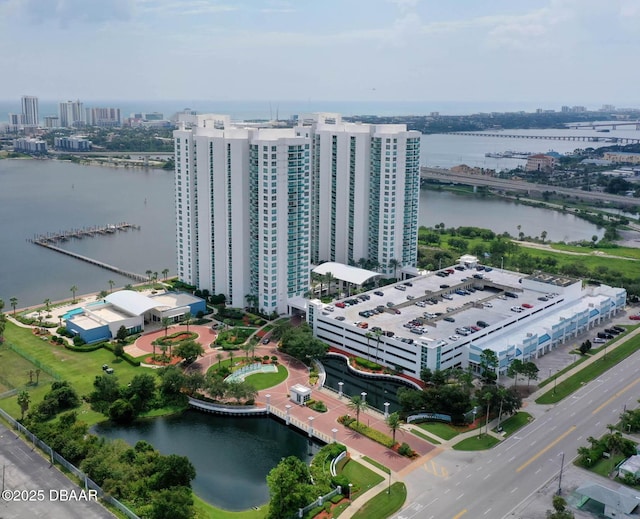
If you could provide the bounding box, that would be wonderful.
[340,416,395,448]
[64,342,105,353]
[101,343,141,366]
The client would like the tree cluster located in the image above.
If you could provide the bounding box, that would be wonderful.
[279,323,328,364]
[620,401,640,433]
[22,384,197,519]
[90,372,158,424]
[28,381,80,421]
[398,366,522,424]
[576,426,636,471]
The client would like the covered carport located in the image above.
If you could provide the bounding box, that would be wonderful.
[311,262,382,298]
[575,483,640,518]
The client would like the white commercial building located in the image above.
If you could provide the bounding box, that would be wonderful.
[308,263,626,379]
[174,113,421,315]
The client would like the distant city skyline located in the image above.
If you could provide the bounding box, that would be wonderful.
[1,0,639,106]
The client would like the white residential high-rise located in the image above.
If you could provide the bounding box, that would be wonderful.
[59,100,85,127]
[174,115,311,315]
[296,113,421,274]
[21,95,39,126]
[174,113,421,315]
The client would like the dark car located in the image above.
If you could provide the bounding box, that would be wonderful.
[477,320,489,328]
[597,332,613,340]
[262,338,270,344]
[604,328,621,335]
[612,326,625,333]
[440,284,450,289]
[443,316,455,322]
[374,291,384,296]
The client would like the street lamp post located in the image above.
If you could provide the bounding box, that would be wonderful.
[348,483,353,503]
[554,372,558,395]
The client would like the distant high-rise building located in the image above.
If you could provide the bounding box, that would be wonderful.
[7,113,24,132]
[174,113,421,315]
[44,116,60,128]
[59,100,85,127]
[21,95,39,126]
[87,107,121,127]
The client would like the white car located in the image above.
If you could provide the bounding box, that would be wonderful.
[511,306,523,313]
[482,302,493,308]
[448,334,461,341]
[415,301,427,307]
[593,337,606,344]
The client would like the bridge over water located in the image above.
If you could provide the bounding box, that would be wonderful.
[446,132,640,144]
[420,167,638,205]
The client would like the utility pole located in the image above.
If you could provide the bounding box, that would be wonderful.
[557,452,565,495]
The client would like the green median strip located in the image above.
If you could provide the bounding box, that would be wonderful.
[350,482,407,519]
[452,434,500,451]
[411,428,441,445]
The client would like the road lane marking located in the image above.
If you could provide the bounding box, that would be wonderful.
[452,510,467,519]
[592,377,640,415]
[484,508,492,515]
[516,426,577,473]
[511,487,518,493]
[457,493,464,500]
[483,473,491,480]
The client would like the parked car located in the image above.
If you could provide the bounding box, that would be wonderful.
[335,316,345,321]
[593,337,606,344]
[604,328,621,335]
[262,338,270,344]
[374,291,384,296]
[482,302,493,308]
[440,284,450,289]
[630,315,640,320]
[521,303,533,309]
[406,295,415,300]
[597,332,614,340]
[511,306,523,313]
[538,296,549,301]
[612,326,626,333]
[443,316,455,322]
[504,292,518,299]
[448,334,461,341]
[477,320,489,328]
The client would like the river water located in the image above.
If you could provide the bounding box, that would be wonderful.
[94,410,322,511]
[1,129,615,307]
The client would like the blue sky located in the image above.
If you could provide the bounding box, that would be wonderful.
[1,0,639,107]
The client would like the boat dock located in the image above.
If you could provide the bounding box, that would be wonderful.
[28,222,140,244]
[29,223,147,282]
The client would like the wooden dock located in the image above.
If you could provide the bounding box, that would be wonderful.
[29,223,147,282]
[28,222,140,244]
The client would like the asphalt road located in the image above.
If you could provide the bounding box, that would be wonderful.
[394,344,640,519]
[0,422,114,519]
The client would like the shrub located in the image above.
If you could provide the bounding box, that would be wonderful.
[398,442,415,457]
[332,474,350,492]
[72,335,86,346]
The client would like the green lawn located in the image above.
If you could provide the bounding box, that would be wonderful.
[552,243,640,260]
[362,456,391,474]
[0,344,57,392]
[193,495,267,519]
[495,412,532,437]
[452,434,500,451]
[410,428,441,445]
[244,365,288,390]
[340,459,384,498]
[0,322,153,423]
[350,482,406,519]
[583,454,626,479]
[536,333,640,405]
[417,421,460,440]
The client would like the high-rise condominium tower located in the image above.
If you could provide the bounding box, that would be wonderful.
[21,95,39,126]
[174,113,421,315]
[59,100,85,127]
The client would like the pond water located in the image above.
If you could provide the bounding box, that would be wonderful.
[320,355,417,414]
[93,410,322,511]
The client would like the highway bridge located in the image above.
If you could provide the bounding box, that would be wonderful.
[566,120,640,130]
[420,167,638,205]
[446,132,640,144]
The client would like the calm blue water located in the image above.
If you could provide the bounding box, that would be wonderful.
[94,410,322,511]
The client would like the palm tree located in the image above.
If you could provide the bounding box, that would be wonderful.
[324,272,334,298]
[216,353,223,367]
[373,329,383,363]
[108,280,115,293]
[161,316,171,337]
[70,285,78,303]
[183,312,192,332]
[540,230,548,244]
[365,332,373,361]
[162,268,170,281]
[17,390,30,421]
[496,386,509,429]
[153,272,158,283]
[386,412,401,444]
[348,395,366,425]
[388,258,401,279]
[145,270,152,283]
[43,298,51,314]
[10,297,18,316]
